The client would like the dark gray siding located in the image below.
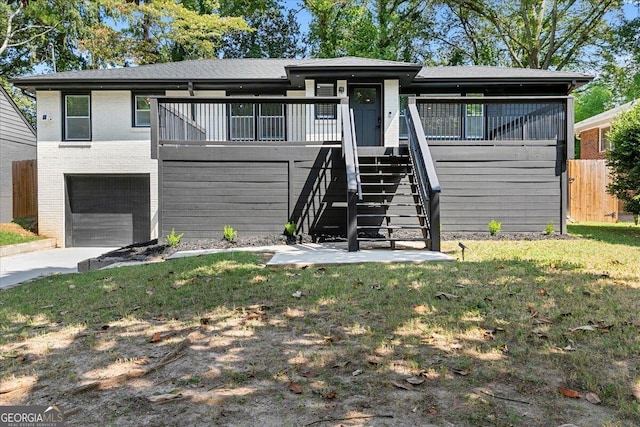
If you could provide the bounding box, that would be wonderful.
[159,145,346,241]
[0,87,36,222]
[430,140,561,232]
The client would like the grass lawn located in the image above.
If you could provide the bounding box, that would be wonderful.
[1,223,639,426]
[0,223,41,247]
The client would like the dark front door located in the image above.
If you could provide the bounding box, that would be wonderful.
[349,85,382,146]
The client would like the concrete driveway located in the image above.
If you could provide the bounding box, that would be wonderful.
[0,247,116,290]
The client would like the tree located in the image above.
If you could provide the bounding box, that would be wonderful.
[435,0,624,69]
[573,82,614,123]
[304,0,435,62]
[87,0,249,66]
[218,0,304,58]
[606,102,640,222]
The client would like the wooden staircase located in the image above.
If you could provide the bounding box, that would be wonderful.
[355,148,431,248]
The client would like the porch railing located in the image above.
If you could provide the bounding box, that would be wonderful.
[413,96,567,142]
[341,103,362,252]
[150,96,346,158]
[406,99,441,252]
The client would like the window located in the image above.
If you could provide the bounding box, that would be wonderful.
[64,94,91,140]
[315,83,336,119]
[133,95,152,127]
[465,103,484,139]
[599,127,611,152]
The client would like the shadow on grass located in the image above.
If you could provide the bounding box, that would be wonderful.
[1,251,639,426]
[569,223,640,247]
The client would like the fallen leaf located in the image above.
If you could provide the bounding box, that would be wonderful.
[558,386,580,398]
[323,334,341,344]
[288,382,303,394]
[292,291,302,298]
[562,344,576,351]
[427,407,437,415]
[200,317,210,325]
[413,305,428,314]
[392,381,413,390]
[101,325,110,330]
[582,290,592,297]
[134,356,150,366]
[585,392,601,404]
[370,284,382,290]
[147,393,183,403]
[352,369,363,376]
[332,361,350,369]
[539,288,547,296]
[532,328,548,338]
[405,376,425,385]
[16,355,26,363]
[569,325,596,332]
[150,333,162,343]
[69,285,76,289]
[297,368,318,378]
[324,390,337,399]
[435,292,460,300]
[452,368,469,376]
[366,355,383,365]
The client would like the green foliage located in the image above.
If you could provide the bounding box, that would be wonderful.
[12,216,37,234]
[218,0,303,58]
[606,103,640,215]
[488,220,501,236]
[166,228,184,248]
[223,225,237,242]
[284,221,296,236]
[574,83,614,123]
[544,222,554,235]
[433,0,623,70]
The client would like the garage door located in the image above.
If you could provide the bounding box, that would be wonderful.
[66,175,150,247]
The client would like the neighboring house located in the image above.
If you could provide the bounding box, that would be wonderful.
[571,99,637,222]
[575,99,637,159]
[12,57,591,249]
[0,85,36,223]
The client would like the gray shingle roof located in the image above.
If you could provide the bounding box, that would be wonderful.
[11,57,592,87]
[416,65,591,80]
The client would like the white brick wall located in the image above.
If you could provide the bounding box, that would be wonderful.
[384,80,400,147]
[36,90,160,247]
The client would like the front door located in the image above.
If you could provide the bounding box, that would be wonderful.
[349,85,382,146]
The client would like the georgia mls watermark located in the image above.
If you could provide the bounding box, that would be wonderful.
[0,406,65,427]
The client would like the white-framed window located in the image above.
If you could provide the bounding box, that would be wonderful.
[315,83,336,119]
[64,94,91,140]
[133,94,152,127]
[599,126,611,152]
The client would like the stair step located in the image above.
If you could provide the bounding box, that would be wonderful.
[357,225,427,230]
[361,192,419,197]
[357,237,430,242]
[357,202,420,207]
[356,213,427,218]
[360,182,412,186]
[358,172,412,177]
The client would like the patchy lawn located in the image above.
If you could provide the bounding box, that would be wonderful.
[0,223,40,247]
[1,224,639,426]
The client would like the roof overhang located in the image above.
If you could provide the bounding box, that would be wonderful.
[285,64,422,87]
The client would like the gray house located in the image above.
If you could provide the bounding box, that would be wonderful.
[12,57,591,249]
[0,85,36,223]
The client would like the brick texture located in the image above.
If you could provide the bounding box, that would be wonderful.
[579,128,606,160]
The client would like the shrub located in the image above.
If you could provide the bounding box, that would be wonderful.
[544,222,554,235]
[166,228,183,248]
[284,221,296,236]
[606,103,640,217]
[223,225,237,242]
[488,220,502,236]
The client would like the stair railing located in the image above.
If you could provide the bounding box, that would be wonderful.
[341,101,361,252]
[406,99,442,251]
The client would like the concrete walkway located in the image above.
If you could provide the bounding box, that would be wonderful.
[168,242,455,267]
[0,247,116,290]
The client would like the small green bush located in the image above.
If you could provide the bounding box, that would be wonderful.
[488,220,502,236]
[544,222,554,235]
[223,225,237,242]
[284,221,296,236]
[166,228,183,248]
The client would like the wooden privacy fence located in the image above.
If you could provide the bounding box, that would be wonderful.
[12,159,37,218]
[568,159,618,223]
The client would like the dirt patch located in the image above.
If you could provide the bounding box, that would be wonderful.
[0,222,37,237]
